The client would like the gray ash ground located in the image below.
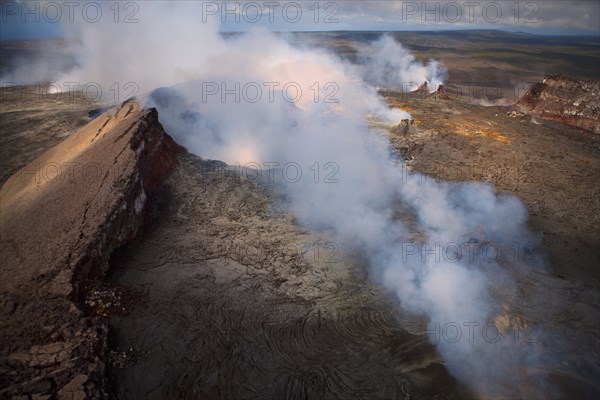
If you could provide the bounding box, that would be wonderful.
[103,149,600,400]
[105,154,472,399]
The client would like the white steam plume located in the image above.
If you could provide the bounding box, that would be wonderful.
[12,2,557,398]
[355,35,447,92]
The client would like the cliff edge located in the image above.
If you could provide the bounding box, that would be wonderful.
[517,75,600,133]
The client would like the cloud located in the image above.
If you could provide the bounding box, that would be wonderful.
[332,0,600,33]
[1,0,598,39]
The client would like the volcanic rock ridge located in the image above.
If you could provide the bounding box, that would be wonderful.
[0,99,184,399]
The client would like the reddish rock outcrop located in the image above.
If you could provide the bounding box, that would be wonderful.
[432,84,449,100]
[391,118,415,136]
[416,81,429,92]
[0,99,184,398]
[517,75,600,133]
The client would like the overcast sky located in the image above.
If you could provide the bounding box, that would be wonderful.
[1,0,599,39]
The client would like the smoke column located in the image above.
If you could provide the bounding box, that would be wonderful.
[6,2,552,397]
[356,34,447,91]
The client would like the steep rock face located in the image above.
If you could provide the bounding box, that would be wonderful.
[0,99,183,398]
[517,75,600,133]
